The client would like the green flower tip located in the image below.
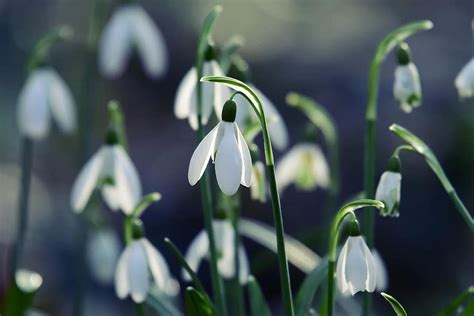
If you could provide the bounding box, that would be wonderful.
[396,43,411,65]
[285,92,300,106]
[107,99,121,112]
[15,269,43,293]
[387,155,401,173]
[104,128,119,145]
[347,219,361,237]
[222,100,237,122]
[204,41,217,61]
[131,218,145,239]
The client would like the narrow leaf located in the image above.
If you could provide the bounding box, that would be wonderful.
[196,5,222,74]
[185,287,214,316]
[146,288,184,316]
[295,258,328,316]
[438,285,474,316]
[248,275,271,316]
[381,292,408,316]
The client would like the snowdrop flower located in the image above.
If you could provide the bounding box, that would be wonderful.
[276,143,329,193]
[455,58,474,98]
[174,45,229,130]
[99,4,168,79]
[251,161,267,203]
[393,43,422,113]
[87,228,121,285]
[115,220,175,303]
[375,156,401,217]
[373,250,388,291]
[17,68,76,140]
[336,234,376,296]
[188,100,252,195]
[70,130,141,214]
[182,219,250,284]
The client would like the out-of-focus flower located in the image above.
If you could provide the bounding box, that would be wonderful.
[17,68,76,140]
[98,4,168,79]
[174,46,229,130]
[393,43,422,113]
[188,100,252,195]
[115,237,174,303]
[182,219,249,284]
[15,269,43,293]
[373,250,388,291]
[276,143,329,193]
[87,228,121,285]
[70,130,141,214]
[336,235,376,296]
[375,171,401,217]
[251,161,267,203]
[455,58,474,99]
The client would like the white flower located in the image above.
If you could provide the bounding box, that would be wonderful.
[336,236,376,296]
[214,85,289,150]
[455,58,474,99]
[251,161,267,203]
[87,229,121,285]
[372,250,388,291]
[375,171,401,217]
[182,219,250,284]
[276,143,329,193]
[188,100,252,195]
[393,62,422,113]
[70,141,141,214]
[98,4,168,79]
[17,68,76,140]
[115,238,174,303]
[174,60,229,130]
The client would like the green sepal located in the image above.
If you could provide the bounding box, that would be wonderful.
[381,292,408,316]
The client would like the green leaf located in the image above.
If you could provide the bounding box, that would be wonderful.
[460,297,474,316]
[108,100,128,150]
[295,258,328,316]
[146,288,184,316]
[438,285,474,316]
[381,292,408,316]
[185,287,214,316]
[196,5,222,75]
[248,276,271,316]
[239,218,320,273]
[390,124,474,232]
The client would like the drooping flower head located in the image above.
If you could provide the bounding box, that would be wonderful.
[182,218,249,284]
[375,156,402,217]
[276,143,329,193]
[336,221,376,296]
[87,228,122,285]
[70,128,142,214]
[188,100,252,195]
[455,58,474,99]
[393,43,422,113]
[17,68,76,140]
[115,219,177,303]
[175,43,230,130]
[372,250,388,291]
[99,4,168,79]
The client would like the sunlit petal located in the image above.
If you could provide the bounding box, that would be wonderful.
[238,247,250,285]
[115,244,130,299]
[215,122,243,195]
[373,250,388,291]
[214,220,235,278]
[182,231,209,281]
[174,67,197,119]
[234,123,252,186]
[141,238,170,290]
[127,241,150,303]
[48,69,76,134]
[113,146,142,214]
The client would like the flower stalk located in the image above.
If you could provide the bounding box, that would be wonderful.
[202,76,295,316]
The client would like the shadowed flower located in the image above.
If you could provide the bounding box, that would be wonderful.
[174,47,229,130]
[17,68,76,140]
[276,143,329,193]
[375,171,401,217]
[373,250,388,291]
[336,235,376,296]
[70,131,141,214]
[455,58,474,99]
[87,228,121,285]
[98,4,168,79]
[188,100,252,195]
[182,219,250,284]
[393,43,422,113]
[115,238,174,303]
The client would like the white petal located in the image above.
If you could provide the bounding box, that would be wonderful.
[275,145,305,193]
[112,146,142,214]
[131,5,168,78]
[359,237,376,292]
[87,229,121,285]
[345,236,368,296]
[141,239,170,290]
[128,241,150,303]
[70,147,105,212]
[310,145,330,189]
[182,231,209,281]
[47,69,76,134]
[234,123,252,187]
[455,58,474,98]
[101,186,121,211]
[336,237,350,295]
[238,247,250,285]
[373,250,388,291]
[174,67,197,119]
[214,220,235,278]
[215,123,243,195]
[98,5,133,78]
[188,123,221,186]
[17,69,51,139]
[375,171,401,215]
[115,245,130,299]
[393,63,422,111]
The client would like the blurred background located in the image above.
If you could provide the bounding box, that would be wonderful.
[0,0,473,315]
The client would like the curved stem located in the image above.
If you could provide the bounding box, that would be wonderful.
[327,199,384,316]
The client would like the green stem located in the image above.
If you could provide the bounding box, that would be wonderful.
[10,138,33,278]
[136,302,146,316]
[231,195,245,316]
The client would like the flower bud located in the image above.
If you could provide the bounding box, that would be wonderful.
[104,128,119,145]
[396,43,411,65]
[221,100,237,122]
[375,170,402,217]
[131,218,145,239]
